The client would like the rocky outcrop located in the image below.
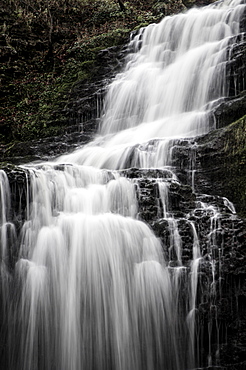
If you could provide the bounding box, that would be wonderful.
[182,0,216,8]
[0,44,128,164]
[120,165,246,369]
[196,116,246,216]
[171,113,246,218]
[1,156,246,369]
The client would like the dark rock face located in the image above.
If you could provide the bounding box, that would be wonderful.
[0,9,246,370]
[0,44,128,164]
[214,93,246,129]
[171,115,246,219]
[196,122,246,215]
[1,161,245,369]
[64,45,128,128]
[121,167,246,369]
[182,0,216,8]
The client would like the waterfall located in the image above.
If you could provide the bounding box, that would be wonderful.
[0,0,245,369]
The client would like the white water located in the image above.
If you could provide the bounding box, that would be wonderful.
[1,1,245,369]
[57,0,245,170]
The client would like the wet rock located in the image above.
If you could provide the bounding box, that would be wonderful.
[213,93,246,129]
[1,166,29,230]
[62,44,128,131]
[170,114,246,219]
[195,116,246,219]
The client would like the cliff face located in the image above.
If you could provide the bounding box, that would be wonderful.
[1,128,246,369]
[182,0,217,7]
[1,21,245,217]
[0,44,129,163]
[0,1,245,369]
[0,0,185,144]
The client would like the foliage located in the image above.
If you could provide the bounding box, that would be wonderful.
[0,0,184,143]
[224,115,246,212]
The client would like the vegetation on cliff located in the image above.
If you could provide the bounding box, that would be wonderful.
[217,115,246,218]
[0,0,184,143]
[196,115,246,218]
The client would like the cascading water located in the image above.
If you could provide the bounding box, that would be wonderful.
[0,0,245,369]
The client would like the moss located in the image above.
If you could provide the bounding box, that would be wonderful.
[222,116,246,217]
[1,26,135,143]
[197,115,246,218]
[1,0,185,144]
[69,28,131,59]
[224,115,246,156]
[133,22,150,30]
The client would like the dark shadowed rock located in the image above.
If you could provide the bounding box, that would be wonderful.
[182,0,216,8]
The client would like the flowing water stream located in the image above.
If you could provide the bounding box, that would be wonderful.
[0,0,245,369]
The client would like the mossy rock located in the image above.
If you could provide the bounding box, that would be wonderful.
[197,115,246,218]
[182,0,216,8]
